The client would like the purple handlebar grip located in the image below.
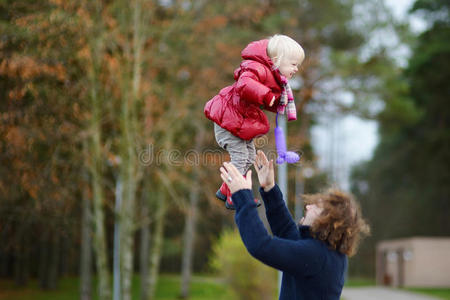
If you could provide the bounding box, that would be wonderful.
[285,151,300,164]
[275,126,286,154]
[275,122,300,164]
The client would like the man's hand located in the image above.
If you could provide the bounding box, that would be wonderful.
[220,162,252,194]
[254,150,275,192]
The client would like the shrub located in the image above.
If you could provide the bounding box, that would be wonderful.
[209,229,277,300]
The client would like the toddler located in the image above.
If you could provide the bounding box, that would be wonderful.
[204,34,305,209]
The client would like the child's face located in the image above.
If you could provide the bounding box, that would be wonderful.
[279,57,300,79]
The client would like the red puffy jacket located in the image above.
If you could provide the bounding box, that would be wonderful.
[204,39,284,140]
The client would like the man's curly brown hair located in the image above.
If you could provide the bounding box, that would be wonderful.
[303,189,370,257]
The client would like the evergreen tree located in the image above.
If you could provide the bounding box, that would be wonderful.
[351,0,450,276]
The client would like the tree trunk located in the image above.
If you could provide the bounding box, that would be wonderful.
[80,176,93,300]
[37,229,60,290]
[118,70,139,300]
[14,228,30,287]
[119,164,137,300]
[38,229,49,289]
[90,93,111,300]
[119,1,146,299]
[59,234,69,276]
[180,129,204,298]
[145,190,167,300]
[87,3,111,297]
[47,232,60,290]
[139,181,151,300]
[22,230,31,286]
[0,227,8,277]
[179,183,199,298]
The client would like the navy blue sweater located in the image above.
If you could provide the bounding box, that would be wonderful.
[233,185,347,300]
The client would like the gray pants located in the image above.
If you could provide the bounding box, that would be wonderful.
[214,123,255,174]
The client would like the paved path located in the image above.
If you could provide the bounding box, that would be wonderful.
[342,287,441,300]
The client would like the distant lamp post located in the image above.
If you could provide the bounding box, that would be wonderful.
[295,166,315,222]
[278,77,303,294]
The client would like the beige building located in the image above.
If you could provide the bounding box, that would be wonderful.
[376,237,450,288]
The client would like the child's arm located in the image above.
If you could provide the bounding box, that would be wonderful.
[263,98,279,113]
[235,69,276,107]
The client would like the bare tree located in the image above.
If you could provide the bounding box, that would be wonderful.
[180,125,205,299]
[115,0,148,299]
[80,167,92,300]
[85,1,111,298]
[145,187,167,300]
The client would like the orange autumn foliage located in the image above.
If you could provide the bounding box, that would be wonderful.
[5,126,27,151]
[194,16,228,34]
[0,55,66,81]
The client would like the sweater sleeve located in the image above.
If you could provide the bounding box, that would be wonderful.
[232,189,325,277]
[260,185,300,240]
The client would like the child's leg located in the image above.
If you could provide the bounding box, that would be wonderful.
[245,140,261,207]
[216,138,254,202]
[214,124,250,209]
[245,139,256,172]
[214,125,261,209]
[214,124,248,174]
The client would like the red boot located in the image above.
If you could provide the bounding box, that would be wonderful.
[225,190,235,210]
[225,192,261,209]
[215,182,229,202]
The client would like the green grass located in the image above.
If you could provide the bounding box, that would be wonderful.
[153,275,233,300]
[3,275,449,300]
[405,288,450,300]
[0,274,234,300]
[344,277,376,287]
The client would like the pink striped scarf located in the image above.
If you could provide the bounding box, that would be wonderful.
[277,74,297,121]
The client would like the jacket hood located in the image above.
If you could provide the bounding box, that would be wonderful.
[241,39,273,68]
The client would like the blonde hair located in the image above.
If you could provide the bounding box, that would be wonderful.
[303,189,370,257]
[267,34,305,69]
